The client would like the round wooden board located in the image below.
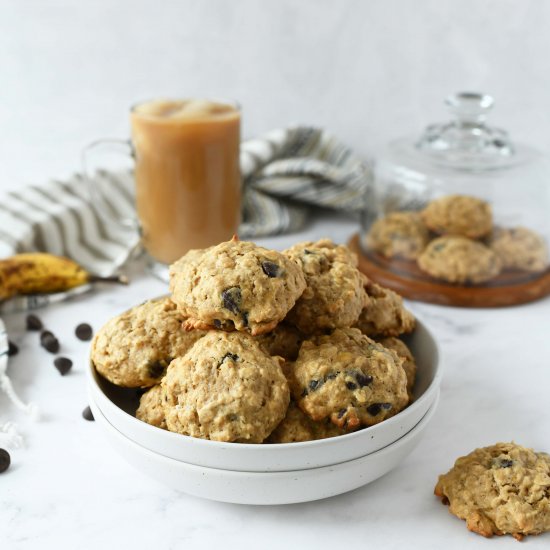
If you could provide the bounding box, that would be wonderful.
[348,233,550,308]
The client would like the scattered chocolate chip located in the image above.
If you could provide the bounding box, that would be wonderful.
[355,372,373,387]
[261,261,281,278]
[75,323,93,341]
[242,312,249,327]
[40,332,59,354]
[381,403,392,410]
[228,413,239,421]
[213,319,222,329]
[26,314,43,331]
[309,379,322,391]
[54,356,73,376]
[7,340,18,357]
[499,459,514,468]
[337,408,347,419]
[221,287,241,314]
[345,381,357,390]
[82,406,94,421]
[326,372,338,380]
[304,249,313,255]
[220,353,239,365]
[147,361,166,379]
[0,448,10,473]
[301,388,308,397]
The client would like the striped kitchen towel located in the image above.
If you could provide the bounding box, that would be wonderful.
[0,126,372,276]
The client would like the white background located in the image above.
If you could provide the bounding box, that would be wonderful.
[1,2,550,550]
[1,0,550,188]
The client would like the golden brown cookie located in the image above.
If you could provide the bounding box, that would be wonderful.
[267,401,348,443]
[435,442,550,540]
[290,328,408,430]
[366,211,430,260]
[489,227,549,273]
[136,385,167,429]
[91,297,204,388]
[162,331,290,443]
[356,279,415,337]
[376,336,416,398]
[169,238,306,336]
[422,194,492,239]
[418,236,501,284]
[283,239,368,332]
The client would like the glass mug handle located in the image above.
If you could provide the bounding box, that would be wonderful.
[81,139,138,231]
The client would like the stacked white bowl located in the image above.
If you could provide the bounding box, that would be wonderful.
[87,320,441,505]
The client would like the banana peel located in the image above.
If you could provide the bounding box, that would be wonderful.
[0,253,128,301]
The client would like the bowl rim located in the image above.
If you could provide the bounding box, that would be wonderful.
[90,389,440,475]
[87,316,442,451]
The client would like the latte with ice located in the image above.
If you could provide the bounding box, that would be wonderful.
[131,99,241,264]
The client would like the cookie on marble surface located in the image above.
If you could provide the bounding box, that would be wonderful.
[435,442,550,540]
[169,237,306,336]
[355,279,415,337]
[422,194,492,239]
[162,331,289,443]
[136,385,167,429]
[283,239,368,332]
[267,401,348,443]
[91,297,204,388]
[418,236,501,284]
[489,227,549,273]
[290,328,408,430]
[376,336,416,398]
[366,211,430,260]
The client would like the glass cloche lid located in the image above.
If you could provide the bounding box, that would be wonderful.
[352,91,550,308]
[388,92,539,172]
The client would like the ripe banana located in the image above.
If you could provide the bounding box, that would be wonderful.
[0,253,126,301]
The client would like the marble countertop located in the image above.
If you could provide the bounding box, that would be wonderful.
[1,215,549,550]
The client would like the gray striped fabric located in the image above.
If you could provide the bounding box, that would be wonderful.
[0,126,372,275]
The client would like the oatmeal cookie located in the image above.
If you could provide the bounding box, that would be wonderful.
[267,401,348,443]
[422,194,492,239]
[366,211,430,260]
[283,239,368,332]
[162,331,289,443]
[136,385,167,429]
[256,323,304,362]
[91,297,204,388]
[169,237,306,336]
[356,279,415,337]
[435,442,550,540]
[290,328,408,430]
[418,236,501,284]
[376,336,416,397]
[489,227,549,273]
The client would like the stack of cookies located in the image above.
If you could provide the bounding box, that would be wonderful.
[91,237,417,444]
[366,194,549,284]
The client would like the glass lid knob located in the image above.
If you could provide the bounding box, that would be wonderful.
[446,92,494,125]
[417,91,514,159]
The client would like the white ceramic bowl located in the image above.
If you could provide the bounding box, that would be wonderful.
[87,319,442,472]
[89,390,439,505]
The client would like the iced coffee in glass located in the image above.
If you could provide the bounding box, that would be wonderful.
[131,99,241,265]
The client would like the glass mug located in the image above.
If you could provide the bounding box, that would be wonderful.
[83,98,241,274]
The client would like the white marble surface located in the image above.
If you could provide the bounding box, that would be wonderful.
[1,216,549,549]
[1,1,550,548]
